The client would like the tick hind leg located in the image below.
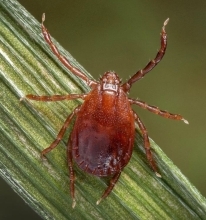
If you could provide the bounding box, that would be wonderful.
[41,106,80,158]
[96,171,121,205]
[134,112,161,177]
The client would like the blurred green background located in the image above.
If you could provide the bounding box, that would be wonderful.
[1,0,206,219]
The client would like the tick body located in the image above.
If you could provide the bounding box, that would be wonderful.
[26,14,188,207]
[71,77,135,176]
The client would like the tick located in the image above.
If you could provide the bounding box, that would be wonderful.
[25,14,188,207]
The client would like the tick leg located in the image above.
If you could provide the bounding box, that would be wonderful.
[130,99,188,124]
[134,112,161,177]
[122,19,169,92]
[25,93,85,102]
[96,171,121,205]
[41,13,97,88]
[41,106,80,158]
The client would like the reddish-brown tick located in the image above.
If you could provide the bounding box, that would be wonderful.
[26,14,188,207]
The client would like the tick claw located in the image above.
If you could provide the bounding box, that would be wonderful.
[162,18,169,32]
[96,198,102,205]
[72,199,76,208]
[155,172,162,178]
[42,13,45,23]
[164,18,169,26]
[20,97,25,102]
[182,118,189,124]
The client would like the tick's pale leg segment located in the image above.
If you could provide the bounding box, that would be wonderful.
[67,139,76,208]
[134,112,161,177]
[122,18,169,92]
[41,106,80,158]
[26,94,85,102]
[41,13,97,88]
[96,171,121,205]
[130,99,189,124]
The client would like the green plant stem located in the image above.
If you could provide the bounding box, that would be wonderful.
[0,0,206,219]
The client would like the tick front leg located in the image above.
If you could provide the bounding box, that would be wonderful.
[122,19,169,92]
[130,99,189,124]
[41,106,80,158]
[25,93,85,102]
[96,171,121,205]
[134,112,161,177]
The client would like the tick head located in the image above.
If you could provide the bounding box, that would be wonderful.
[101,71,121,92]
